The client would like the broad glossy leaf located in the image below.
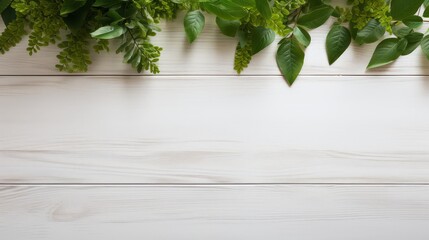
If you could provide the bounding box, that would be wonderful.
[251,26,275,55]
[355,19,385,44]
[202,0,247,20]
[90,25,126,39]
[62,0,92,32]
[392,25,413,38]
[0,0,12,14]
[326,25,351,65]
[276,37,305,86]
[402,32,423,55]
[184,10,205,43]
[255,0,271,19]
[367,38,407,69]
[420,35,429,59]
[60,0,87,16]
[297,6,333,29]
[216,17,240,37]
[402,15,423,28]
[293,26,311,48]
[93,0,122,7]
[390,0,424,20]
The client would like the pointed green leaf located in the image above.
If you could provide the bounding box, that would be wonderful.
[0,0,12,14]
[420,35,429,59]
[90,26,125,39]
[402,32,423,55]
[367,38,407,69]
[202,0,247,20]
[216,17,240,37]
[326,25,351,65]
[402,15,423,29]
[390,0,424,20]
[255,0,271,19]
[251,26,275,55]
[60,0,87,16]
[184,10,205,43]
[276,37,305,86]
[293,26,311,48]
[297,6,334,29]
[355,19,385,44]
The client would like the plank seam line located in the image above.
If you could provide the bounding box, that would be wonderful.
[2,183,429,186]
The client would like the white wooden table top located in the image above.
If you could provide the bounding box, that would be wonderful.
[1,14,429,240]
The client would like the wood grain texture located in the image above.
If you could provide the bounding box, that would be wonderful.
[1,185,429,240]
[1,14,428,76]
[1,75,429,183]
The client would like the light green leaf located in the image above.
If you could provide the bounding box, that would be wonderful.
[390,0,424,20]
[184,10,205,43]
[355,19,385,44]
[420,35,429,59]
[251,26,275,55]
[293,26,311,48]
[367,38,407,69]
[60,0,87,16]
[216,17,240,37]
[90,25,126,39]
[276,37,305,86]
[402,15,423,29]
[326,25,351,65]
[297,6,334,29]
[255,0,271,19]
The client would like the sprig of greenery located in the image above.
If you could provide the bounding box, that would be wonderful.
[2,0,429,86]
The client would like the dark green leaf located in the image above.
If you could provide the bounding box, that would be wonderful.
[60,0,87,16]
[298,6,334,29]
[402,32,423,55]
[390,0,424,20]
[0,0,12,14]
[276,37,305,86]
[367,38,407,69]
[392,25,413,38]
[93,0,122,7]
[355,19,385,44]
[202,0,247,20]
[402,15,423,28]
[326,25,351,65]
[293,26,311,48]
[1,5,16,26]
[255,0,271,19]
[184,10,205,43]
[420,35,429,59]
[62,1,92,32]
[216,17,240,37]
[251,26,275,55]
[90,25,126,39]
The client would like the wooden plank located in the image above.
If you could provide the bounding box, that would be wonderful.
[1,185,429,240]
[1,15,428,75]
[1,75,429,183]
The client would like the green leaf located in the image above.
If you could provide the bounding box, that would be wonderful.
[355,19,385,44]
[202,0,247,20]
[402,15,423,29]
[420,35,429,60]
[231,0,255,7]
[276,37,305,86]
[402,32,423,55]
[392,25,413,38]
[0,0,12,14]
[297,6,334,29]
[90,25,126,39]
[326,25,351,65]
[1,5,16,26]
[216,17,240,37]
[184,10,205,43]
[255,0,271,19]
[293,26,311,48]
[60,0,87,16]
[390,0,424,20]
[251,26,275,55]
[93,0,122,7]
[62,1,92,32]
[367,38,407,69]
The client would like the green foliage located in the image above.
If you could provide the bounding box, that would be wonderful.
[2,0,429,86]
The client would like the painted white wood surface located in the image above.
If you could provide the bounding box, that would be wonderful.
[1,15,429,75]
[1,75,429,183]
[1,185,429,240]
